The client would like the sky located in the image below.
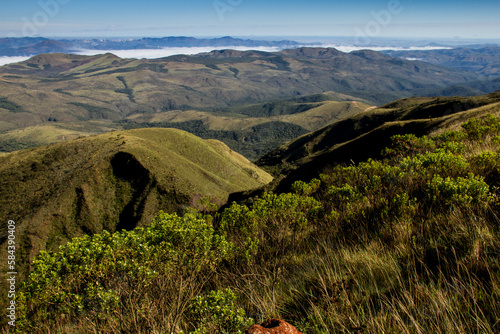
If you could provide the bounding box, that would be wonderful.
[0,0,499,41]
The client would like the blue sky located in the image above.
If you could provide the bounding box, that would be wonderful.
[0,0,499,40]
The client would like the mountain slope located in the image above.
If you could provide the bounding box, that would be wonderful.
[0,128,272,278]
[257,91,500,191]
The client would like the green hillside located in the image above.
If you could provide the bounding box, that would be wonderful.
[257,91,500,189]
[12,94,500,333]
[0,128,272,293]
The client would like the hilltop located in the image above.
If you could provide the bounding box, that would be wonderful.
[0,128,272,283]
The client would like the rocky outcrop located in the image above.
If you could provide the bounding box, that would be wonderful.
[247,319,304,334]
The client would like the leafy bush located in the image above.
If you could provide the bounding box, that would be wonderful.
[17,212,232,331]
[462,114,500,140]
[382,134,435,159]
[218,192,322,264]
[292,178,321,197]
[426,174,493,207]
[188,288,253,333]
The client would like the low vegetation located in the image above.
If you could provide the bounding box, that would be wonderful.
[0,128,273,317]
[12,113,500,333]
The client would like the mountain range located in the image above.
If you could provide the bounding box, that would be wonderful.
[0,36,307,57]
[383,45,500,77]
[2,46,499,159]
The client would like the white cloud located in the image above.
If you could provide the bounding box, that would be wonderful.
[74,46,285,59]
[0,56,32,66]
[0,44,454,67]
[321,45,453,53]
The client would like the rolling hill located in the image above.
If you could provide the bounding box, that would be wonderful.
[0,128,272,282]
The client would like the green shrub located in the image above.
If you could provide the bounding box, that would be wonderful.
[292,178,321,197]
[436,141,467,154]
[462,114,500,140]
[382,134,435,159]
[433,129,467,143]
[17,212,232,330]
[470,151,500,178]
[426,174,493,207]
[328,184,367,205]
[218,192,322,262]
[188,288,254,334]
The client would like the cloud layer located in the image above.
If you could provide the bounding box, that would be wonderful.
[0,44,453,67]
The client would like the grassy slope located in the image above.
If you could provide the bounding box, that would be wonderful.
[258,91,500,189]
[0,128,272,285]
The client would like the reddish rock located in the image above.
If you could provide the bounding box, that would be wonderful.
[246,319,304,334]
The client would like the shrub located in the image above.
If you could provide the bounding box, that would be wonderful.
[426,174,493,207]
[188,288,254,334]
[382,134,435,159]
[17,212,232,331]
[462,114,500,140]
[218,192,322,263]
[470,151,500,179]
[433,130,467,143]
[292,178,321,197]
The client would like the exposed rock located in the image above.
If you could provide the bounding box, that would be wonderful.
[246,319,304,334]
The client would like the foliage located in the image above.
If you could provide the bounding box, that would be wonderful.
[188,288,254,334]
[0,97,26,113]
[17,212,232,331]
[382,133,435,158]
[461,114,500,140]
[426,173,493,207]
[218,192,322,263]
[68,102,117,120]
[0,139,38,152]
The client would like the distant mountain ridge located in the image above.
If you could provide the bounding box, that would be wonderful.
[383,45,500,77]
[0,36,308,57]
